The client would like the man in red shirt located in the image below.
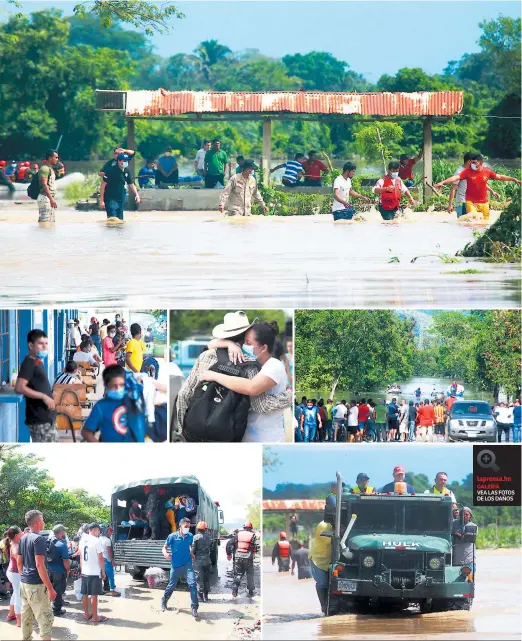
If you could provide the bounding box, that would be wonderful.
[435,153,520,220]
[398,150,423,187]
[445,394,457,414]
[356,399,371,443]
[302,151,328,187]
[417,399,436,443]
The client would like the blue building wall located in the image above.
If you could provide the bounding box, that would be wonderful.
[0,309,79,441]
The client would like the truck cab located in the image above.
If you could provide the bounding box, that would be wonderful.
[111,475,224,580]
[323,472,476,615]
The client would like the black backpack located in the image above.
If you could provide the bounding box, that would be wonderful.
[183,348,259,442]
[45,537,60,566]
[27,171,40,200]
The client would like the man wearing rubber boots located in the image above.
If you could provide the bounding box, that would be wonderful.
[191,521,212,603]
[226,521,257,598]
[272,531,291,572]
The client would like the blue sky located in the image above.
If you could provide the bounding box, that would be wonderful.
[263,445,472,490]
[10,1,521,80]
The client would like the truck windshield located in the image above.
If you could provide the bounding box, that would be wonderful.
[404,504,449,533]
[451,402,491,416]
[350,503,397,532]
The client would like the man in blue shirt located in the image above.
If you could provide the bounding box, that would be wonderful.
[156,146,178,187]
[161,517,198,617]
[47,524,71,616]
[138,159,156,188]
[81,365,143,443]
[381,465,416,493]
[300,399,322,443]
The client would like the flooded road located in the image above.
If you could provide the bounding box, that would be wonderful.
[0,207,519,308]
[0,552,260,640]
[262,549,521,640]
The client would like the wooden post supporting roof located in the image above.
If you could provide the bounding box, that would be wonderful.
[423,117,433,202]
[127,118,136,177]
[262,119,272,186]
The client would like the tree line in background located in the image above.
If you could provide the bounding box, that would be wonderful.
[0,445,110,533]
[295,310,521,399]
[0,9,520,161]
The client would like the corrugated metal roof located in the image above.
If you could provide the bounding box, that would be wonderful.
[119,90,463,117]
[263,499,326,511]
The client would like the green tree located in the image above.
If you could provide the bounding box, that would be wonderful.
[245,489,261,530]
[194,39,232,87]
[282,51,367,92]
[354,122,404,172]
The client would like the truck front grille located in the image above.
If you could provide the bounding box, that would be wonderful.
[381,550,423,571]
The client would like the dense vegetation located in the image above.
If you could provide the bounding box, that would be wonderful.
[0,10,519,163]
[263,471,521,549]
[295,310,521,399]
[0,445,110,533]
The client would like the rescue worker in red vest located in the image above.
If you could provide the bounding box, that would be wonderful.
[373,161,415,221]
[272,531,291,572]
[226,521,257,598]
[351,472,375,494]
[0,160,15,194]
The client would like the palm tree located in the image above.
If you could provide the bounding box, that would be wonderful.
[194,40,231,87]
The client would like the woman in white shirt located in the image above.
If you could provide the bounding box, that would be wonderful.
[202,320,289,442]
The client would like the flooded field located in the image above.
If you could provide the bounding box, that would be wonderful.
[0,207,519,308]
[0,552,260,640]
[262,550,521,640]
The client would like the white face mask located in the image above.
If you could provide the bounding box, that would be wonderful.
[181,526,189,535]
[121,161,129,168]
[109,332,116,338]
[164,152,171,157]
[390,172,399,179]
[471,163,478,171]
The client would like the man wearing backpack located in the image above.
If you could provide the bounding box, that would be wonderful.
[30,149,59,223]
[46,525,70,617]
[373,161,415,221]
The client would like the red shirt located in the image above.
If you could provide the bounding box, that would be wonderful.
[459,167,498,204]
[445,396,457,413]
[302,159,327,180]
[398,159,416,180]
[417,404,436,426]
[358,404,371,422]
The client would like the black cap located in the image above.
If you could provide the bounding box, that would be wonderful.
[243,160,255,170]
[88,522,101,531]
[357,473,370,481]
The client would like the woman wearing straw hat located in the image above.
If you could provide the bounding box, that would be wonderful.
[175,311,291,442]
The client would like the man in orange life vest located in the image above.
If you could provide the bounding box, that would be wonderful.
[272,531,291,572]
[226,521,257,597]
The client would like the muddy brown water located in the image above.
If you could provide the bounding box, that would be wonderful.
[262,550,521,640]
[0,208,519,308]
[0,553,260,640]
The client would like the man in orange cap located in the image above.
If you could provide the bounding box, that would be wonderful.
[381,466,416,493]
[272,531,291,572]
[190,521,212,602]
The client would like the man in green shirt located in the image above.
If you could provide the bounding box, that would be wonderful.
[374,398,388,443]
[326,399,334,441]
[204,138,228,189]
[38,149,59,223]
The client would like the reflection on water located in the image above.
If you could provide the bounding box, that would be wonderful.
[302,377,498,403]
[263,551,521,640]
[0,218,519,308]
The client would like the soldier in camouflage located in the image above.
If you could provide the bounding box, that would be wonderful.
[226,521,257,598]
[190,521,213,602]
[144,487,159,540]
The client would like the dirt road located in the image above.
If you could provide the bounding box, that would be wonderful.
[262,549,521,640]
[0,553,260,640]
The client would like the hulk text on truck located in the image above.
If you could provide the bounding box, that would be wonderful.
[323,471,476,615]
[111,475,224,580]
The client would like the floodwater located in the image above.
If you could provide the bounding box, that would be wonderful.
[0,552,260,640]
[0,207,519,308]
[303,376,499,404]
[262,549,521,640]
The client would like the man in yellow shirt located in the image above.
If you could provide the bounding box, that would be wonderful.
[310,520,332,614]
[125,323,146,373]
[434,401,446,442]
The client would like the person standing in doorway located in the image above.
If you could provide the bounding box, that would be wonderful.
[15,330,57,443]
[18,510,56,641]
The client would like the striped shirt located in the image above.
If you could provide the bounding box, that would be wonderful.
[54,372,82,385]
[282,161,303,184]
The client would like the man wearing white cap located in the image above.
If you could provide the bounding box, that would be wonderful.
[175,311,291,440]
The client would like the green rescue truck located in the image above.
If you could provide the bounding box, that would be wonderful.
[323,472,476,614]
[111,475,224,579]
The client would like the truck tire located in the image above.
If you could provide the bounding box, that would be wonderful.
[129,566,146,580]
[210,542,218,566]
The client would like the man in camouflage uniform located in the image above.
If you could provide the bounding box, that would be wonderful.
[218,160,268,216]
[226,521,257,598]
[190,521,213,602]
[144,487,159,539]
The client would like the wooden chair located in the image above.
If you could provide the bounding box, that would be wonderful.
[53,384,88,442]
[76,362,98,393]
